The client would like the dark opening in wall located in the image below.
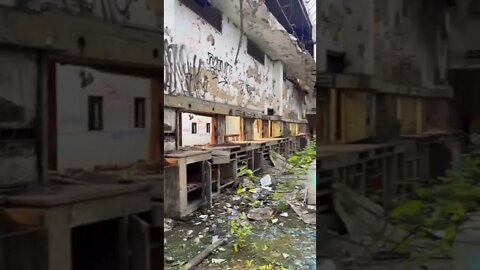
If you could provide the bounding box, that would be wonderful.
[88,96,103,131]
[134,97,146,128]
[206,123,211,133]
[267,108,274,116]
[247,38,265,65]
[326,50,346,73]
[180,0,222,32]
[192,122,197,134]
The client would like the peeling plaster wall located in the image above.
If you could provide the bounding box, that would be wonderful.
[164,1,306,120]
[56,64,151,170]
[0,50,37,186]
[374,0,448,89]
[0,0,160,28]
[283,81,306,121]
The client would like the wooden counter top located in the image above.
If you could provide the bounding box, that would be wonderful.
[6,182,152,207]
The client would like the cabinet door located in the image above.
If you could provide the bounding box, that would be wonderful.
[130,215,150,270]
[205,161,213,207]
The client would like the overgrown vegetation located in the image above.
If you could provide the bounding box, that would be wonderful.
[389,156,480,259]
[230,214,253,252]
[287,140,316,174]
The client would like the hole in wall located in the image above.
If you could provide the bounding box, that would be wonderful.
[78,37,86,51]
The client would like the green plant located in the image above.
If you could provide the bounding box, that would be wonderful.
[389,156,480,259]
[287,141,316,174]
[230,217,253,252]
[238,165,256,179]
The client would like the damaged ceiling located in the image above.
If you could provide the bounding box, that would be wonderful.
[211,0,316,90]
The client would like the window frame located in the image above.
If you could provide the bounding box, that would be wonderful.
[88,95,103,131]
[192,122,197,134]
[134,97,146,128]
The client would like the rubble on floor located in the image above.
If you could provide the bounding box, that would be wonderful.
[164,143,317,269]
[325,153,480,269]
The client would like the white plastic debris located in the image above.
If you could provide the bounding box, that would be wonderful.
[260,174,272,187]
[187,230,193,236]
[282,253,290,258]
[212,259,226,264]
[199,215,208,219]
[212,235,220,244]
[280,212,289,217]
[272,218,279,224]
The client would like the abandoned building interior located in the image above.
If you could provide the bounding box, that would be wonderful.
[0,1,165,269]
[163,0,316,219]
[2,0,480,269]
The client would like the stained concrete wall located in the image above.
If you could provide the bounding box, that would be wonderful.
[181,113,212,146]
[448,10,480,69]
[164,0,307,122]
[56,64,151,170]
[0,50,37,186]
[317,0,449,91]
[374,0,448,89]
[0,51,37,129]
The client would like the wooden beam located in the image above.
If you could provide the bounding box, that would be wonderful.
[0,7,163,68]
[150,79,161,163]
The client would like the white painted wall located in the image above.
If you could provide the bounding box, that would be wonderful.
[164,1,304,120]
[56,64,151,170]
[181,113,212,146]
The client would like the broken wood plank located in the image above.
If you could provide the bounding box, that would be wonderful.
[182,239,227,270]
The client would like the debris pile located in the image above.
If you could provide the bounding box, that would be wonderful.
[325,155,480,269]
[164,141,317,269]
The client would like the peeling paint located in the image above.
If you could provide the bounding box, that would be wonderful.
[207,34,215,46]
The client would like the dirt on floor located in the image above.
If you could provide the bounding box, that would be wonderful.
[164,165,316,270]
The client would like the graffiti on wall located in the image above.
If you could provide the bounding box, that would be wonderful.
[164,38,263,104]
[207,52,232,85]
[164,39,208,99]
[79,70,94,88]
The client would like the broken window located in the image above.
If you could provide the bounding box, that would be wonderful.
[88,96,103,131]
[192,122,197,134]
[247,38,265,65]
[134,97,146,128]
[180,0,222,32]
[206,123,211,133]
